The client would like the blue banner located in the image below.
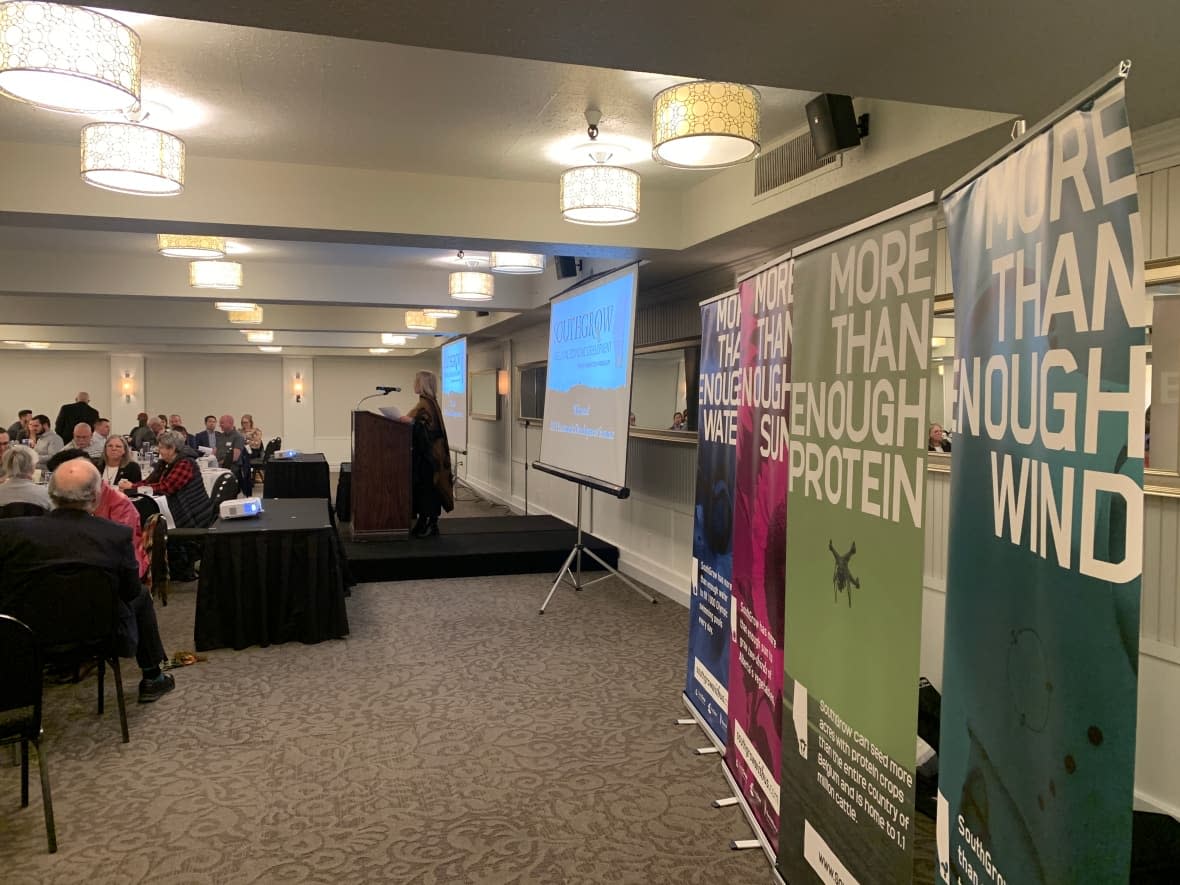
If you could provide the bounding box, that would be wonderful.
[686,290,740,745]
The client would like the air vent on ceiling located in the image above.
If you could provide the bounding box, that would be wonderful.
[753,131,839,198]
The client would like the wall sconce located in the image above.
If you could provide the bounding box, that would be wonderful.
[293,372,304,403]
[497,369,509,397]
[121,371,134,403]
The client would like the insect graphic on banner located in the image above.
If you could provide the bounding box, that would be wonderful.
[828,539,861,607]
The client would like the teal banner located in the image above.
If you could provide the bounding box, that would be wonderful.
[938,77,1146,884]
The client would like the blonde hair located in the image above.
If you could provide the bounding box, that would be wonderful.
[415,371,439,400]
[241,414,255,431]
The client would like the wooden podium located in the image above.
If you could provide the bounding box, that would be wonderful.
[351,410,412,540]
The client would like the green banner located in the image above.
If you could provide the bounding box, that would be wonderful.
[938,77,1145,884]
[777,198,938,884]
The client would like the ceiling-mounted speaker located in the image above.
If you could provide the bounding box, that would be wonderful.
[805,94,869,162]
[554,256,579,279]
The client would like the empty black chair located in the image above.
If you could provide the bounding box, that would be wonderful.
[0,614,57,853]
[209,471,239,515]
[15,565,130,744]
[254,437,282,486]
[0,502,46,519]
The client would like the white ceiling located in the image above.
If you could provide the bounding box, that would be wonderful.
[2,1,1171,360]
[3,10,815,187]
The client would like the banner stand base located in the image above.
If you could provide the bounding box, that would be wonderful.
[721,762,787,883]
[679,694,727,755]
[539,483,656,613]
[675,718,695,726]
[712,797,739,809]
[694,746,720,756]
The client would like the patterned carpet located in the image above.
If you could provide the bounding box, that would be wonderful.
[1,573,781,884]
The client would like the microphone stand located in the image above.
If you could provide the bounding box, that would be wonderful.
[354,391,391,412]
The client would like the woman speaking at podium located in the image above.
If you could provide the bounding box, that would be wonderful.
[401,370,455,537]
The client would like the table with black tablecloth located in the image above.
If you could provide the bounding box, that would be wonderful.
[194,498,349,651]
[263,453,330,501]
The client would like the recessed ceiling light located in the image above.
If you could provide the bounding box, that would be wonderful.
[381,333,407,346]
[243,330,274,344]
[25,341,51,349]
[214,301,257,312]
[258,345,282,353]
[369,347,392,354]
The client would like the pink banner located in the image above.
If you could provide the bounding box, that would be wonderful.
[726,261,791,850]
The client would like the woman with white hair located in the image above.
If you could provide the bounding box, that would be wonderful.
[120,430,212,529]
[0,445,51,511]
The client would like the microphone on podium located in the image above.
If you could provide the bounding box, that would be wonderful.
[375,386,401,393]
[355,386,402,410]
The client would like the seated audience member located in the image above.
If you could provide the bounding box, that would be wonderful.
[195,415,218,451]
[240,414,264,459]
[122,430,211,582]
[0,459,174,702]
[30,414,63,459]
[670,411,685,431]
[147,416,166,443]
[7,409,32,441]
[62,421,97,456]
[52,449,147,577]
[129,412,155,451]
[928,423,952,453]
[0,429,9,464]
[91,417,111,457]
[216,414,246,470]
[98,435,142,488]
[0,446,50,510]
[122,430,212,529]
[169,415,197,450]
[54,391,99,441]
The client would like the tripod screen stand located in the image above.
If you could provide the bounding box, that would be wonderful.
[533,461,657,614]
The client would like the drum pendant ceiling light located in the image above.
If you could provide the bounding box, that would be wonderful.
[157,234,226,259]
[0,2,140,114]
[81,122,185,195]
[405,311,437,332]
[424,308,460,319]
[651,81,760,169]
[490,252,545,274]
[560,110,640,226]
[190,260,243,289]
[448,271,494,302]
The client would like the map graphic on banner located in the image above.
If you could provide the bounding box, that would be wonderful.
[938,76,1145,885]
[726,258,791,850]
[686,291,740,745]
[777,199,937,885]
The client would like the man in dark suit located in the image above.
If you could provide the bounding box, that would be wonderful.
[194,415,219,452]
[0,459,175,703]
[53,391,100,441]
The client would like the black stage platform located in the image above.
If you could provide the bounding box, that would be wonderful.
[342,514,619,583]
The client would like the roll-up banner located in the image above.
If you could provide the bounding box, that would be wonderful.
[685,289,741,747]
[776,194,938,885]
[727,256,792,853]
[938,71,1145,885]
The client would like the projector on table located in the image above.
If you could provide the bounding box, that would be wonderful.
[271,449,299,459]
[219,497,263,520]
